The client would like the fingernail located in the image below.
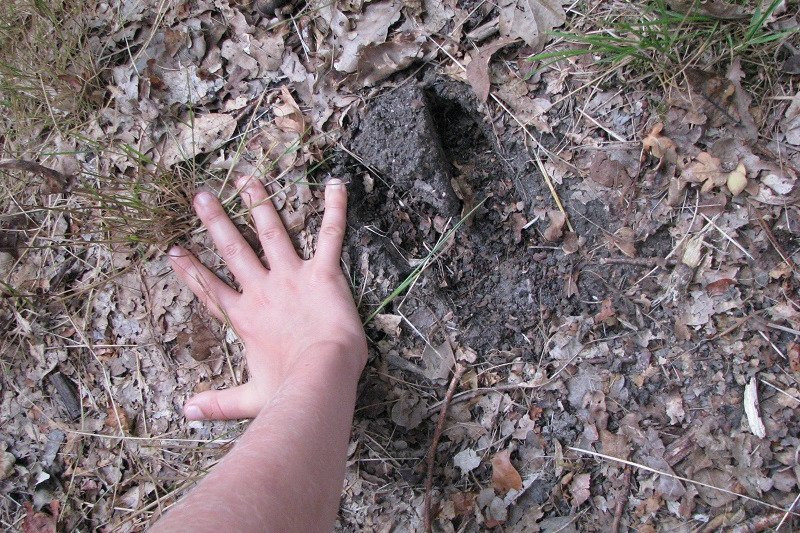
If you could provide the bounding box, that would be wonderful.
[326,178,344,190]
[184,404,204,421]
[167,245,182,258]
[195,191,214,206]
[236,176,251,189]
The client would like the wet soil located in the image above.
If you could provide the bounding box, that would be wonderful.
[336,77,609,357]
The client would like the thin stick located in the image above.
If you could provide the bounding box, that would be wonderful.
[767,322,800,336]
[611,466,632,533]
[775,492,800,531]
[701,213,755,260]
[569,447,798,515]
[0,158,71,190]
[424,363,467,532]
[755,212,799,275]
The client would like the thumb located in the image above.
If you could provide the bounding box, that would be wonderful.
[184,383,260,421]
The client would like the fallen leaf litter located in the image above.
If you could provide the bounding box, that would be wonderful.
[1,0,800,531]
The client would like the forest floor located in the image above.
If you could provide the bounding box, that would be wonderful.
[3,0,800,531]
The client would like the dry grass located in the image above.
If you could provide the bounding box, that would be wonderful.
[0,0,106,156]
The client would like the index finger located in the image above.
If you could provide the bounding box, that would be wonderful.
[314,179,347,267]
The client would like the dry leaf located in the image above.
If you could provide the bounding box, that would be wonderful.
[666,0,749,19]
[491,448,523,492]
[274,86,305,134]
[744,377,766,438]
[373,313,402,336]
[788,342,800,373]
[642,123,677,164]
[599,429,630,460]
[610,227,636,258]
[422,340,456,382]
[593,298,616,324]
[543,210,567,242]
[682,152,724,193]
[665,391,685,425]
[22,501,58,533]
[453,448,481,475]
[333,0,403,73]
[451,491,477,516]
[160,113,237,166]
[354,33,429,87]
[0,451,15,481]
[694,468,739,507]
[569,472,591,508]
[498,0,567,52]
[465,37,515,102]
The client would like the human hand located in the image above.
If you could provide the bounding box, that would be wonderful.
[168,177,367,421]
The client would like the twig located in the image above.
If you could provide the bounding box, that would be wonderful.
[729,511,789,533]
[774,491,800,532]
[611,466,632,533]
[701,213,755,260]
[600,256,674,268]
[767,322,800,337]
[0,158,72,192]
[755,211,799,275]
[569,447,799,515]
[423,362,466,533]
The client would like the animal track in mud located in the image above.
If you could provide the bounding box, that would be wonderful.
[340,78,607,358]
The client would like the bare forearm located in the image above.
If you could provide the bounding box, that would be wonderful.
[152,348,360,532]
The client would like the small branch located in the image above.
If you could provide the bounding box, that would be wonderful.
[611,466,632,533]
[728,511,786,533]
[600,256,674,268]
[755,211,799,275]
[423,362,466,533]
[0,158,72,192]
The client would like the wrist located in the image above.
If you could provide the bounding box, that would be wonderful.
[298,339,366,384]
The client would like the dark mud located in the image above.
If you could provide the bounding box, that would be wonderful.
[336,77,609,357]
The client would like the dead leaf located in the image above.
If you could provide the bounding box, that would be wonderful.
[609,227,636,258]
[498,0,567,52]
[642,123,677,164]
[160,113,237,166]
[22,501,58,533]
[665,391,685,425]
[274,86,306,134]
[373,313,402,336]
[694,468,739,507]
[354,33,429,87]
[726,161,747,195]
[422,340,456,381]
[333,0,403,73]
[569,472,591,508]
[491,448,523,492]
[465,37,515,102]
[744,377,766,438]
[593,298,616,324]
[682,152,724,193]
[0,451,14,481]
[666,0,749,19]
[599,429,630,460]
[451,491,477,516]
[788,342,800,373]
[453,448,481,475]
[543,210,566,242]
[105,405,132,434]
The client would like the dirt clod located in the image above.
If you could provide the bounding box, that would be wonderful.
[351,84,461,217]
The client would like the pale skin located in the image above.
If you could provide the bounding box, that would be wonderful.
[149,176,367,532]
